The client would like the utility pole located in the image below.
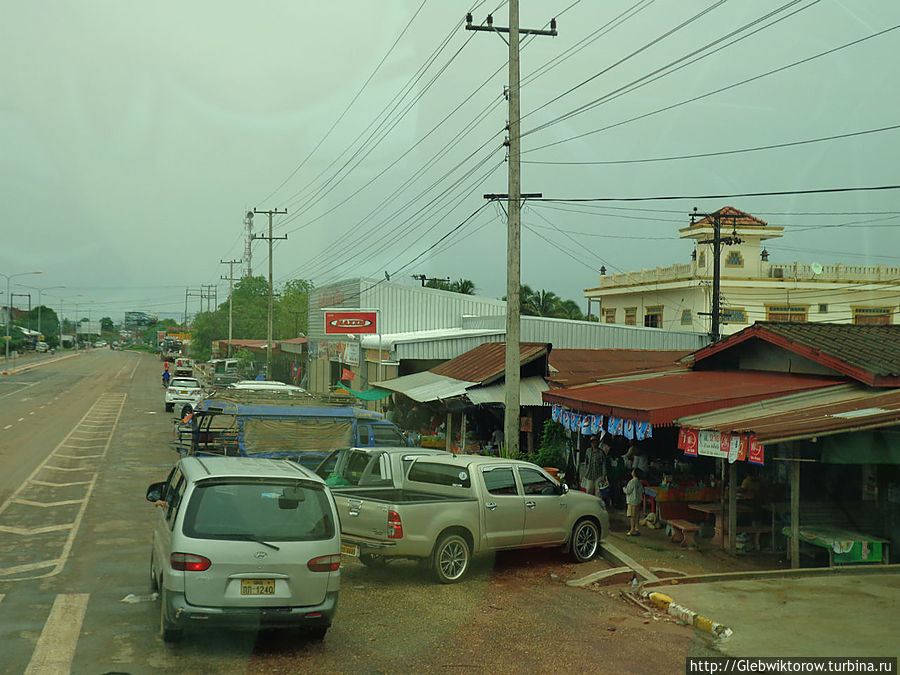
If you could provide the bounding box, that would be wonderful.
[184,288,203,327]
[252,207,287,379]
[244,211,254,278]
[691,208,741,342]
[469,6,556,456]
[221,259,242,358]
[200,284,217,313]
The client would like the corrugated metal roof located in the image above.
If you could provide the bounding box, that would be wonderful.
[466,376,549,407]
[548,348,694,387]
[693,322,900,386]
[371,371,475,403]
[675,383,900,444]
[430,342,548,384]
[542,370,841,426]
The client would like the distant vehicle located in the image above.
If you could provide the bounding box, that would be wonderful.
[35,341,49,353]
[209,358,240,385]
[172,357,194,378]
[165,377,203,415]
[146,457,340,642]
[227,380,306,393]
[94,340,107,348]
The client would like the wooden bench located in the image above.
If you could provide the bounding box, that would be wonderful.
[668,519,701,549]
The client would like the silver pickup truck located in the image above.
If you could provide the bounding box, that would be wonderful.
[334,454,609,583]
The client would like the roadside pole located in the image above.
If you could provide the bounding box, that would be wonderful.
[252,208,287,379]
[220,259,241,358]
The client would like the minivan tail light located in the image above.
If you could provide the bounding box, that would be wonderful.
[387,510,403,539]
[307,555,341,572]
[170,552,211,572]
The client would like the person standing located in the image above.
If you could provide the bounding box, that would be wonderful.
[624,468,644,536]
[583,436,607,498]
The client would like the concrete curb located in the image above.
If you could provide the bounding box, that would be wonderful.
[1,352,79,375]
[644,590,733,639]
[641,562,900,590]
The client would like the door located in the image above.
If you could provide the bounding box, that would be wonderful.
[517,467,568,545]
[479,466,525,549]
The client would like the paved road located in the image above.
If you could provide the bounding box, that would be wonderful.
[0,350,701,674]
[661,572,900,658]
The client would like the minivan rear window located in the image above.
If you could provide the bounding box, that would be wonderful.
[183,480,335,541]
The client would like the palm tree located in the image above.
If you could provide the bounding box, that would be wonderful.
[533,289,561,317]
[450,278,476,295]
[557,299,584,320]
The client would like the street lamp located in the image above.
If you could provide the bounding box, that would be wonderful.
[17,283,65,337]
[1,271,42,362]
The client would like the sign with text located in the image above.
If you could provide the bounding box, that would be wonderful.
[324,311,377,334]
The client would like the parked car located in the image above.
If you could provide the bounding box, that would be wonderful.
[334,454,609,583]
[94,340,107,348]
[35,341,49,353]
[145,457,341,642]
[165,377,204,415]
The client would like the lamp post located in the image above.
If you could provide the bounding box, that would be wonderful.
[58,294,82,348]
[2,271,42,362]
[17,284,65,337]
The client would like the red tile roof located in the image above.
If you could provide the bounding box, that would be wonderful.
[543,370,841,426]
[692,322,900,387]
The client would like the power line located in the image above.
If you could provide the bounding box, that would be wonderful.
[521,124,900,165]
[534,184,900,202]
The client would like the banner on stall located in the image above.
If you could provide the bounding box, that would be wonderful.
[678,428,764,464]
[550,404,603,435]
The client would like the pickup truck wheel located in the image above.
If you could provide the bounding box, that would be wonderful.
[432,533,469,584]
[359,553,388,568]
[570,518,600,563]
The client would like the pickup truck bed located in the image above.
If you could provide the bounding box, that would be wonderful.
[332,488,474,504]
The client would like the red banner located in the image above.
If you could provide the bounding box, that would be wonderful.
[325,311,377,334]
[341,367,355,382]
[679,428,699,457]
[748,435,765,465]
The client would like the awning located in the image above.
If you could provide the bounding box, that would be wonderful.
[542,371,841,426]
[372,371,476,403]
[466,376,549,407]
[675,382,900,444]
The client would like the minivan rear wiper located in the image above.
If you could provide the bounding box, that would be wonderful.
[230,534,280,551]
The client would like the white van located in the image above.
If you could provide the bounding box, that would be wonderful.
[146,457,341,642]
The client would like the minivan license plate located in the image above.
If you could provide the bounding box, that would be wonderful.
[341,543,359,557]
[241,579,275,595]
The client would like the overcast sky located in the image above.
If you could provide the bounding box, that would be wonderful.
[3,1,899,324]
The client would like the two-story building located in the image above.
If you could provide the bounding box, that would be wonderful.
[585,206,900,336]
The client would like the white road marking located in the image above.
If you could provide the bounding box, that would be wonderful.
[17,418,24,422]
[29,411,35,415]
[3,425,11,430]
[24,593,89,675]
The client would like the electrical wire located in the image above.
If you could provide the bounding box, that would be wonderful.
[534,184,900,202]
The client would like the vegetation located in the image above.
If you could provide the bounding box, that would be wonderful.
[513,419,568,469]
[424,278,477,295]
[504,285,595,321]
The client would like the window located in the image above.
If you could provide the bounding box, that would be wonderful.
[518,468,558,496]
[358,425,370,445]
[644,306,663,328]
[725,251,744,267]
[184,480,335,541]
[721,307,748,324]
[166,473,186,529]
[680,309,692,325]
[624,307,637,326]
[482,466,518,496]
[818,304,828,313]
[603,308,616,324]
[766,305,808,322]
[372,424,408,446]
[698,251,706,267]
[853,307,893,325]
[407,461,471,488]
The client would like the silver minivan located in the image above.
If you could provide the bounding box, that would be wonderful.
[146,457,341,642]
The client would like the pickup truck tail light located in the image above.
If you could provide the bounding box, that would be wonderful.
[387,510,403,539]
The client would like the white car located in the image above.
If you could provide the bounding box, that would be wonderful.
[146,457,340,642]
[165,377,204,415]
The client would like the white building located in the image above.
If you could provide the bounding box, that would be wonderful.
[584,206,900,336]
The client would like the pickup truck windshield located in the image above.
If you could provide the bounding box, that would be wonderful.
[241,419,353,455]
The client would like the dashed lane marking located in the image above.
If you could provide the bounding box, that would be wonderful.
[24,593,89,675]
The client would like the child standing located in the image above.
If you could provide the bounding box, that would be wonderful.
[624,468,643,536]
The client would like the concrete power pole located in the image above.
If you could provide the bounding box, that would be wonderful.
[691,208,741,342]
[221,259,242,358]
[467,5,556,456]
[252,208,287,379]
[243,211,254,278]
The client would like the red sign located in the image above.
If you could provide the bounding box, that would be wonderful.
[748,435,765,465]
[324,311,377,334]
[679,428,699,457]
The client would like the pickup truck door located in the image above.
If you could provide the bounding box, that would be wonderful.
[479,465,525,548]
[517,467,568,545]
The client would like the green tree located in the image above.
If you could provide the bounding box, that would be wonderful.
[275,278,314,339]
[557,299,584,320]
[100,316,115,333]
[449,278,476,295]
